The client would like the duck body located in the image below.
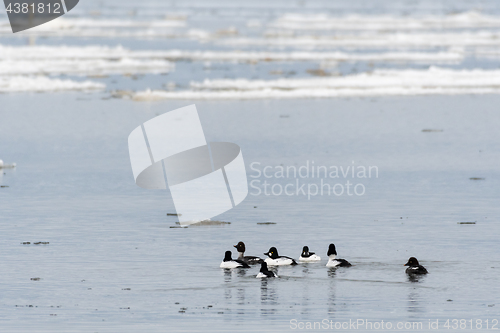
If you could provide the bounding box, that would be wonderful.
[326,257,351,267]
[299,246,321,262]
[220,251,250,269]
[234,241,263,264]
[404,257,428,275]
[264,247,298,266]
[240,255,263,264]
[265,257,297,266]
[256,262,278,278]
[325,244,351,267]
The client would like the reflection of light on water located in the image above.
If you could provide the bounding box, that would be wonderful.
[222,268,247,314]
[260,278,278,316]
[236,285,245,311]
[300,267,311,316]
[407,290,424,314]
[223,269,232,301]
[407,274,425,318]
[327,268,337,316]
[407,274,427,315]
[328,267,338,278]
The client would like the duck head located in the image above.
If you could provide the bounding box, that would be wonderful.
[264,247,279,259]
[233,241,245,253]
[223,250,233,262]
[327,243,337,257]
[404,257,420,267]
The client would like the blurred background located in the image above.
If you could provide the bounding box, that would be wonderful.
[2,0,500,97]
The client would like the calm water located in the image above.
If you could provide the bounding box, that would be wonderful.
[1,95,500,332]
[1,0,500,331]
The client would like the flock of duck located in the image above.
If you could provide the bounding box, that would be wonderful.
[221,242,428,278]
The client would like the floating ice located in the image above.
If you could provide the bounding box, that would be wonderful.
[130,67,500,100]
[0,160,16,168]
[219,31,500,49]
[0,58,174,76]
[0,44,175,78]
[270,11,500,30]
[0,76,104,93]
[0,16,189,39]
[1,16,186,30]
[0,44,463,64]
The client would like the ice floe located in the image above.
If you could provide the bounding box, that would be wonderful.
[0,16,185,30]
[219,31,500,49]
[129,67,500,100]
[0,58,174,76]
[270,11,500,30]
[0,44,176,84]
[0,17,188,38]
[0,76,104,93]
[0,44,463,64]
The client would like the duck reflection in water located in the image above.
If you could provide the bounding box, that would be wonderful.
[260,278,278,316]
[327,268,337,315]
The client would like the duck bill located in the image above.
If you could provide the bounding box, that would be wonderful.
[264,252,269,256]
[404,263,409,266]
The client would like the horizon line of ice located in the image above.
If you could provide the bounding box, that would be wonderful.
[0,58,174,76]
[0,76,104,93]
[270,11,500,30]
[0,44,464,63]
[129,67,500,100]
[219,31,500,48]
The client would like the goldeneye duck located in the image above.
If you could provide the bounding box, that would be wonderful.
[404,257,428,275]
[299,246,321,262]
[220,251,250,269]
[233,241,263,264]
[326,243,351,267]
[264,247,298,266]
[256,262,278,278]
